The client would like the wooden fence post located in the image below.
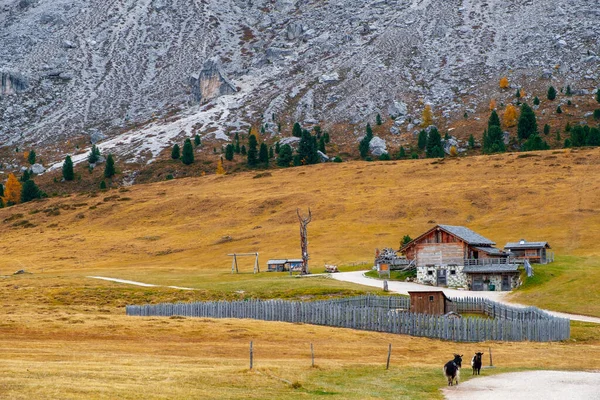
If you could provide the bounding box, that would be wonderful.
[386,343,392,370]
[488,346,493,367]
[250,341,254,370]
[311,343,315,367]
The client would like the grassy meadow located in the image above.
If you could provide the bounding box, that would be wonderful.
[1,147,600,398]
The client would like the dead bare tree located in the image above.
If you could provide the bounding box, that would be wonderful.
[297,208,312,275]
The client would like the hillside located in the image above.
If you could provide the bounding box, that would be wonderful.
[1,148,600,314]
[1,0,598,173]
[2,150,600,398]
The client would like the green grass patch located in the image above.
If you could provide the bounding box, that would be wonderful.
[510,256,600,317]
[364,269,416,281]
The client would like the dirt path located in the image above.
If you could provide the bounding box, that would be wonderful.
[331,271,600,324]
[442,371,600,400]
[87,276,195,290]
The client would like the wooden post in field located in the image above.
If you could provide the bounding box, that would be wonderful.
[489,346,493,367]
[311,343,315,367]
[250,341,254,369]
[386,343,392,370]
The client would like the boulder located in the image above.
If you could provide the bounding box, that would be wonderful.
[279,137,301,147]
[286,22,304,40]
[90,129,106,144]
[13,269,25,275]
[317,150,329,162]
[443,137,459,155]
[318,72,339,83]
[388,100,408,117]
[390,126,400,135]
[30,163,46,174]
[369,136,387,156]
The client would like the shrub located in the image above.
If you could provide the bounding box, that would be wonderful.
[411,152,419,159]
[468,134,475,149]
[543,124,550,135]
[522,135,550,152]
[556,105,562,114]
[100,180,107,189]
[277,144,293,167]
[379,153,391,161]
[547,86,557,100]
[593,109,600,120]
[533,96,540,106]
[564,138,572,148]
[333,156,342,163]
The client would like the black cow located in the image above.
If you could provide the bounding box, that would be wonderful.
[471,352,484,375]
[443,354,463,386]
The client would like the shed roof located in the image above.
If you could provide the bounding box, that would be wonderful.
[267,259,288,264]
[408,290,451,301]
[504,241,550,249]
[463,264,519,273]
[286,259,303,263]
[472,246,506,255]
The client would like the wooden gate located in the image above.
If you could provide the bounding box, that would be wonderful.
[472,276,484,291]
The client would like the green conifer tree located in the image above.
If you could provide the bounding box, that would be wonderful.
[275,141,280,154]
[88,145,101,164]
[556,105,562,114]
[21,179,42,202]
[100,180,107,190]
[292,122,302,138]
[194,135,201,147]
[543,124,550,135]
[547,86,557,100]
[241,145,247,155]
[277,144,293,167]
[398,146,406,158]
[425,127,444,158]
[181,139,194,165]
[533,96,540,106]
[20,170,30,182]
[259,142,269,166]
[269,146,274,159]
[468,134,475,149]
[376,113,382,126]
[565,85,572,96]
[359,124,374,158]
[319,137,326,154]
[27,150,36,165]
[225,144,234,161]
[104,154,116,178]
[62,155,74,181]
[586,127,600,146]
[417,129,427,150]
[247,134,258,166]
[517,103,537,140]
[171,144,180,159]
[488,110,501,130]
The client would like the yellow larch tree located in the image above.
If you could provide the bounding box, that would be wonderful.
[499,76,509,89]
[3,173,22,205]
[519,88,526,98]
[489,99,497,110]
[503,104,518,127]
[216,158,226,175]
[421,104,433,127]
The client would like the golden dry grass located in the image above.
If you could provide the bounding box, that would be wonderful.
[1,148,600,398]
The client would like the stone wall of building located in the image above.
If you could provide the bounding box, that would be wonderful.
[416,265,467,289]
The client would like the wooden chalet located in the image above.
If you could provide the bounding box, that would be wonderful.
[409,291,452,315]
[400,224,520,291]
[504,240,553,264]
[267,258,304,272]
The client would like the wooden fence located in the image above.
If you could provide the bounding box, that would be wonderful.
[126,295,569,342]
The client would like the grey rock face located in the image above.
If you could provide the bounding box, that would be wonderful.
[0,0,598,166]
[369,136,387,156]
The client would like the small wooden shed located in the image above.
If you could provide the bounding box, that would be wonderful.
[409,291,452,315]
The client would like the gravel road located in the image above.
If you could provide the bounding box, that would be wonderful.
[442,370,600,400]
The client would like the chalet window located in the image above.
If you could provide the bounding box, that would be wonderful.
[427,271,433,276]
[429,295,434,302]
[450,270,456,275]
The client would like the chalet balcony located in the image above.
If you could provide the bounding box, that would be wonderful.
[462,258,514,266]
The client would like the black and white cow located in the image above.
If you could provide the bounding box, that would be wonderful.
[443,354,463,386]
[471,352,484,375]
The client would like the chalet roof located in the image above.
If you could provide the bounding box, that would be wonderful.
[267,259,288,264]
[472,246,506,255]
[400,224,496,252]
[437,225,496,246]
[504,241,551,249]
[463,264,519,273]
[286,259,303,263]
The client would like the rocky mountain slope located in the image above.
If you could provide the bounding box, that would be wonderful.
[1,0,599,166]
